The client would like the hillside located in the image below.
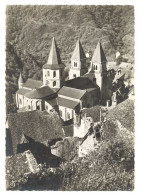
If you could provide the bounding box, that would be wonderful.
[6,5,134,114]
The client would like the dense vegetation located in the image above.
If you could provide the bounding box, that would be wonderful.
[6,5,134,114]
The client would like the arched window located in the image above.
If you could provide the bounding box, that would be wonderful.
[95,65,97,70]
[47,71,50,76]
[53,71,56,78]
[94,65,95,70]
[53,81,56,87]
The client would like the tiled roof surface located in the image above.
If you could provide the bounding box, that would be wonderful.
[22,79,43,89]
[16,88,31,95]
[64,76,99,90]
[57,97,80,109]
[25,86,56,99]
[58,86,86,99]
[71,39,86,61]
[46,98,57,107]
[7,110,65,154]
[91,41,107,63]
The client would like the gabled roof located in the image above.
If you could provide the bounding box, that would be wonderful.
[71,39,86,61]
[16,88,31,95]
[18,73,23,84]
[91,41,107,64]
[43,37,65,70]
[58,86,86,100]
[22,79,43,90]
[25,86,56,99]
[57,97,80,109]
[6,110,65,154]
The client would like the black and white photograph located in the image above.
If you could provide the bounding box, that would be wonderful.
[3,1,137,192]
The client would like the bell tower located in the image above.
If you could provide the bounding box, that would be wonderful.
[69,39,87,80]
[42,37,65,89]
[90,40,107,104]
[18,72,23,89]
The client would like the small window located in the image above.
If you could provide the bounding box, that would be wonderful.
[47,71,50,76]
[45,105,48,110]
[74,62,77,67]
[53,81,56,87]
[95,65,97,70]
[28,105,30,110]
[53,71,56,78]
[37,105,40,110]
[59,110,62,117]
[73,74,76,78]
[19,98,22,104]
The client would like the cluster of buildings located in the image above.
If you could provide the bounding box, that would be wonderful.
[16,37,112,122]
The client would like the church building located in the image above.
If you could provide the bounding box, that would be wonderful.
[16,37,109,122]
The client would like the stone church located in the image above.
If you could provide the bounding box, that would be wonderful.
[16,37,109,121]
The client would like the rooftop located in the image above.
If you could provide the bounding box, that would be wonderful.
[58,86,86,100]
[71,39,86,61]
[43,37,65,70]
[25,85,56,99]
[64,76,99,90]
[91,41,107,64]
[22,79,43,90]
[57,97,80,109]
[16,88,31,95]
[6,110,65,154]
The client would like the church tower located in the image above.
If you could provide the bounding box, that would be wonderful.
[18,72,23,89]
[90,40,107,104]
[69,39,87,80]
[43,37,65,89]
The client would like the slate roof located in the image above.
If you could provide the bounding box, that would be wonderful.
[6,110,65,154]
[43,37,65,70]
[16,88,31,95]
[64,76,99,90]
[71,39,86,61]
[58,86,86,99]
[91,41,107,63]
[22,79,43,90]
[25,86,56,99]
[57,97,80,109]
[46,98,57,107]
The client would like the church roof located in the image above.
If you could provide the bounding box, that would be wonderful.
[6,110,65,154]
[57,97,80,109]
[58,86,86,100]
[91,41,107,64]
[16,88,31,95]
[18,73,23,84]
[25,86,56,99]
[22,79,43,90]
[64,76,99,90]
[71,39,86,61]
[43,37,65,70]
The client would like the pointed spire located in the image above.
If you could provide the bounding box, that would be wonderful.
[18,72,23,84]
[71,39,86,61]
[47,37,62,65]
[91,40,107,64]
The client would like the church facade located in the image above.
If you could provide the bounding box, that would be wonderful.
[16,37,109,121]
